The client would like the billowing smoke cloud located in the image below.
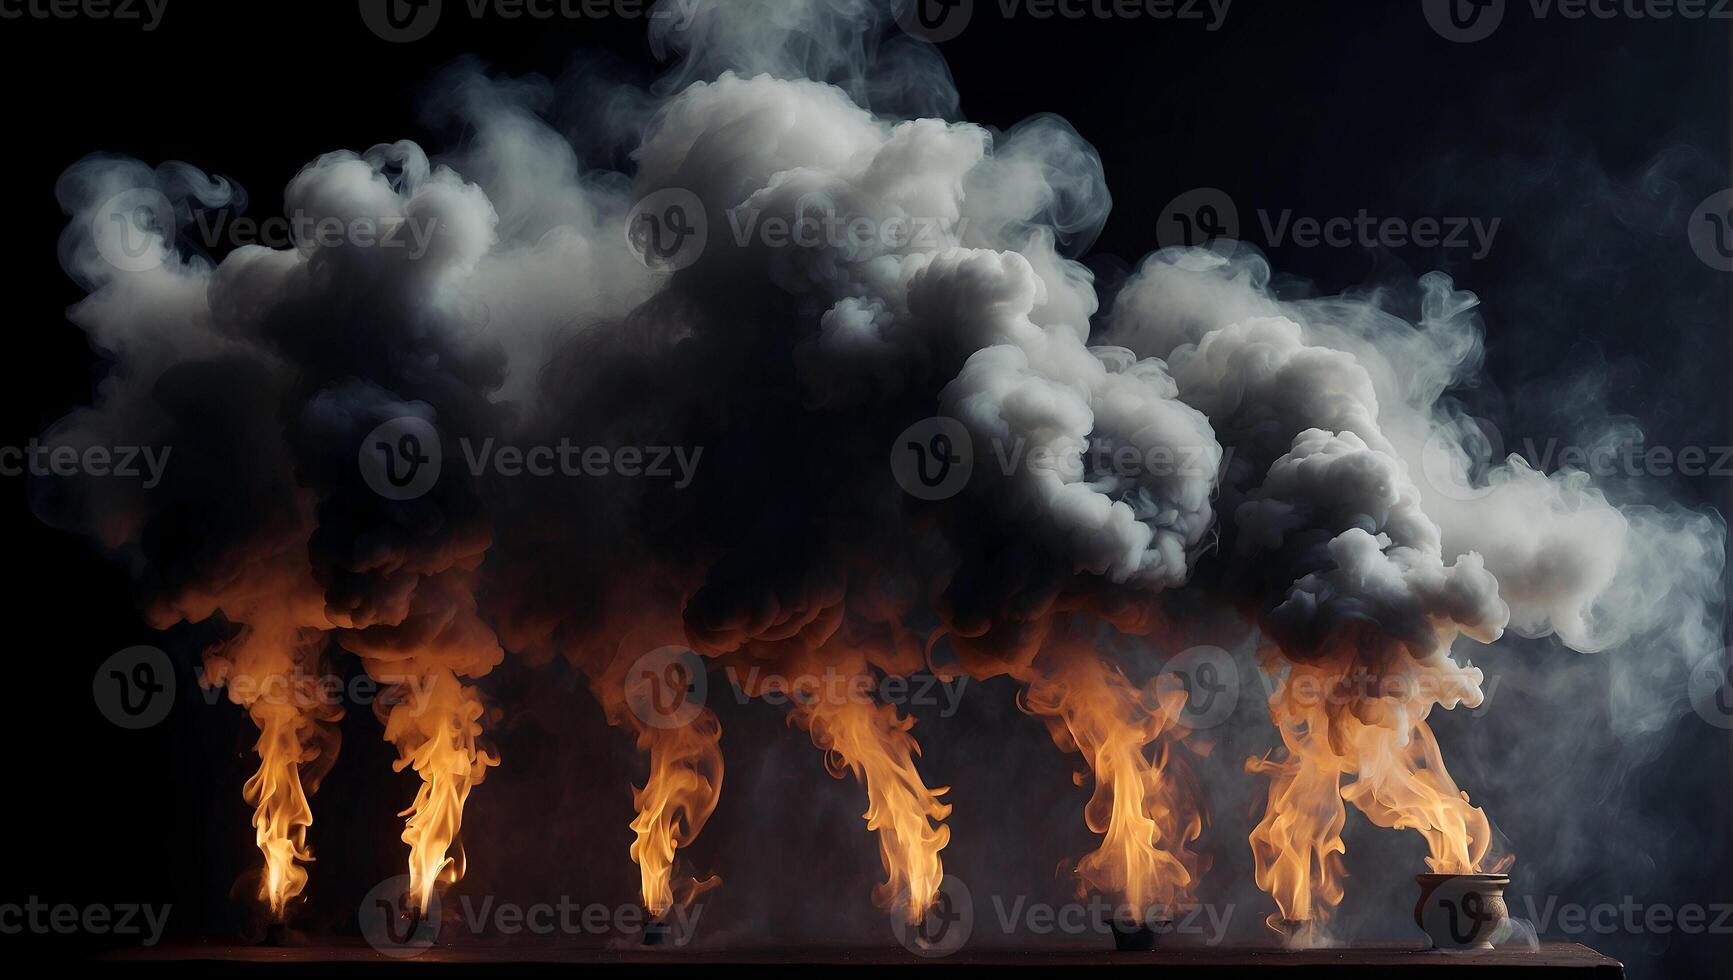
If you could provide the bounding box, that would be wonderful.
[38,0,1723,945]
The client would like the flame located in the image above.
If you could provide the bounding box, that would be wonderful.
[244,701,320,918]
[1248,654,1499,942]
[199,593,341,923]
[797,692,951,923]
[1246,704,1348,938]
[384,667,498,914]
[629,709,725,916]
[1023,655,1204,917]
[1342,714,1493,874]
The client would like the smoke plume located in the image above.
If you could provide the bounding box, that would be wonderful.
[39,0,1724,945]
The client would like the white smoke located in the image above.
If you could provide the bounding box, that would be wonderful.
[36,0,1724,944]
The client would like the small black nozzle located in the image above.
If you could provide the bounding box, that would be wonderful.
[1110,919,1158,952]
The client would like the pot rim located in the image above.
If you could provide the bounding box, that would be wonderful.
[1414,872,1511,885]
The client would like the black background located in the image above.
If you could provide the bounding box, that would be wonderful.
[0,1,1728,977]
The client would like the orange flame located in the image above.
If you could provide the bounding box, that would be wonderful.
[797,692,952,923]
[199,594,341,922]
[629,709,725,916]
[243,702,321,919]
[1342,714,1493,875]
[384,668,498,915]
[1024,655,1204,916]
[1248,654,1499,942]
[1246,706,1348,939]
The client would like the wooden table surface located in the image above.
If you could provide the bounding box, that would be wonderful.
[95,940,1625,978]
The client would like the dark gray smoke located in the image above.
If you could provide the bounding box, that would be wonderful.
[38,0,1724,952]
